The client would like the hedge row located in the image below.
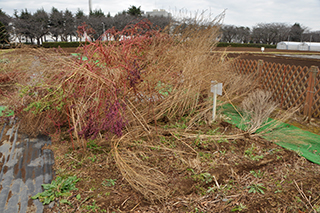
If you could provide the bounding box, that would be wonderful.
[42,42,90,48]
[217,42,276,48]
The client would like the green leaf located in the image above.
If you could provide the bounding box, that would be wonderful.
[42,183,54,190]
[31,194,40,200]
[60,199,71,205]
[43,197,51,205]
[31,175,79,205]
[76,194,81,200]
[40,190,53,197]
[248,187,255,193]
[258,187,265,194]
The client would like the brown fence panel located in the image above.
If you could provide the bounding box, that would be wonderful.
[230,59,320,119]
[311,67,320,118]
[232,59,258,76]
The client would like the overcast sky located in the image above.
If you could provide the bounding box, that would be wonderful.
[1,0,319,31]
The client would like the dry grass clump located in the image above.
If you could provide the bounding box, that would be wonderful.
[241,89,278,133]
[113,132,170,202]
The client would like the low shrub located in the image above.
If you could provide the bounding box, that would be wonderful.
[42,41,89,48]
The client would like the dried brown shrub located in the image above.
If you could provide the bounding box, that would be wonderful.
[241,89,278,133]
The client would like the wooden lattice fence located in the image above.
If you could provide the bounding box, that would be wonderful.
[230,59,320,120]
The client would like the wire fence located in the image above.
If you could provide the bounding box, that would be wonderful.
[230,59,320,120]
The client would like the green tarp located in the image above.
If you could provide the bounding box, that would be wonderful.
[221,104,320,165]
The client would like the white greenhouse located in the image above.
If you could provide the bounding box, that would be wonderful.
[276,41,320,52]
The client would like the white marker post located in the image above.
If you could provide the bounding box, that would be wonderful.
[211,81,223,121]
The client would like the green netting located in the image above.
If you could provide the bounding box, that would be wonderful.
[220,104,320,165]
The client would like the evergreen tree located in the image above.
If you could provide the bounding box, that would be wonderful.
[0,21,9,43]
[289,23,304,42]
[127,6,142,16]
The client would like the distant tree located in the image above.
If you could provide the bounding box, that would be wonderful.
[31,9,49,45]
[87,8,108,40]
[0,21,9,43]
[236,26,251,43]
[312,31,320,42]
[220,25,237,43]
[127,6,142,16]
[118,10,127,16]
[276,23,291,42]
[0,9,11,32]
[49,7,64,42]
[77,22,95,41]
[251,23,290,44]
[147,15,171,30]
[113,13,136,31]
[289,23,305,41]
[90,8,105,17]
[75,9,87,41]
[303,31,320,42]
[14,9,33,43]
[75,8,85,20]
[87,16,105,40]
[0,9,11,43]
[63,9,75,41]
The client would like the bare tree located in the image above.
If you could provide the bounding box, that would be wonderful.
[147,15,171,30]
[0,9,12,32]
[277,24,291,42]
[0,9,12,43]
[31,9,49,45]
[49,7,64,42]
[112,13,137,31]
[63,9,75,41]
[220,25,237,42]
[235,26,251,43]
[75,9,87,41]
[303,31,320,42]
[87,8,106,40]
[13,9,33,43]
[252,23,290,44]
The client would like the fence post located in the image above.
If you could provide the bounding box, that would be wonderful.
[304,66,318,121]
[257,60,263,84]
